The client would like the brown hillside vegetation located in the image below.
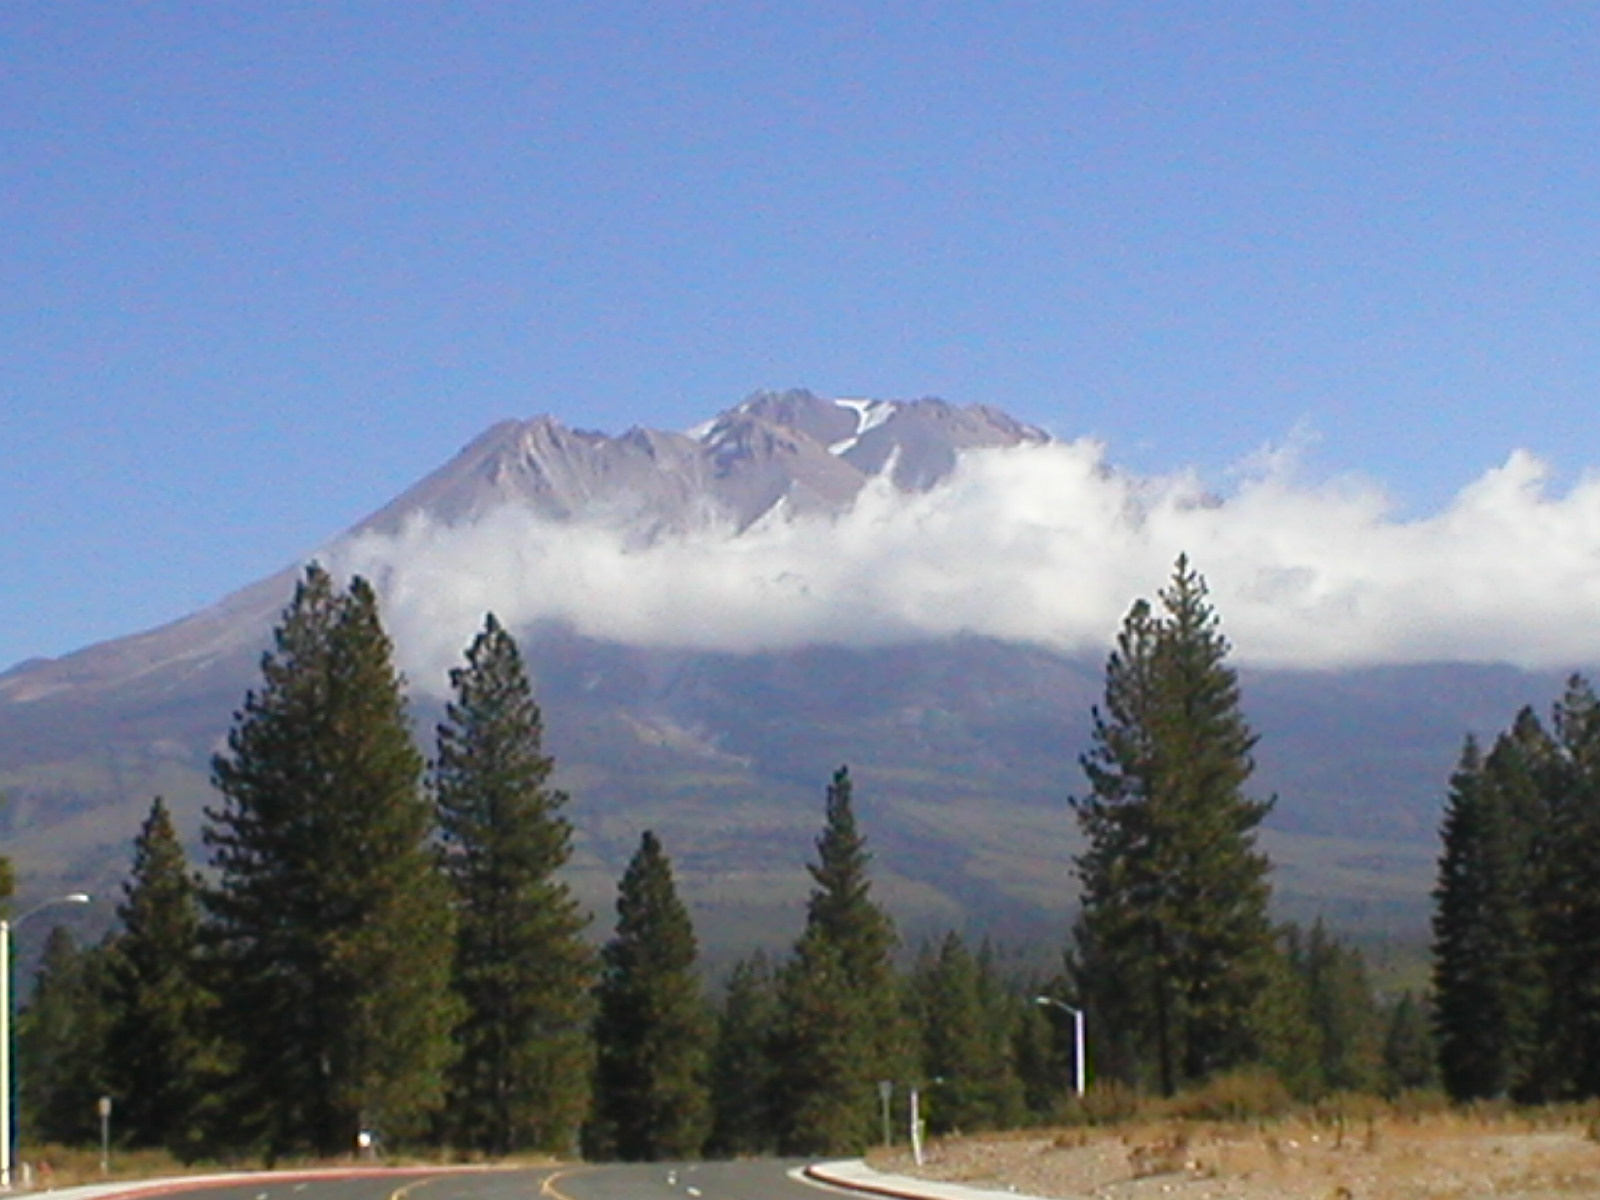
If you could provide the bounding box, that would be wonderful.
[871,1108,1600,1200]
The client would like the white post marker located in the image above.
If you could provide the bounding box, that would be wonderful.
[1034,995,1087,1097]
[1,893,91,1190]
[97,1096,111,1174]
[909,1086,923,1167]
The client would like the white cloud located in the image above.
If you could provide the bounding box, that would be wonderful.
[328,439,1600,691]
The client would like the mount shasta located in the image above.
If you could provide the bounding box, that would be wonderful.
[0,391,1569,954]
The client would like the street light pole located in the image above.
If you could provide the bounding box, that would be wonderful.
[1034,995,1087,1098]
[1,893,90,1190]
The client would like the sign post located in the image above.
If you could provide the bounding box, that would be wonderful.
[909,1086,923,1166]
[97,1096,111,1175]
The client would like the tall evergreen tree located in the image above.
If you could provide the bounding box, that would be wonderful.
[803,768,898,986]
[1427,681,1600,1103]
[706,951,780,1157]
[1381,992,1436,1095]
[772,767,906,1152]
[1294,920,1382,1095]
[434,613,593,1155]
[1249,930,1321,1099]
[971,941,1030,1127]
[590,831,711,1161]
[203,565,459,1159]
[1071,556,1277,1095]
[102,798,212,1156]
[1012,983,1069,1119]
[1485,708,1556,1099]
[16,927,112,1147]
[1432,734,1540,1100]
[1530,676,1600,1098]
[909,932,1025,1133]
[770,936,875,1154]
[1421,675,1600,1104]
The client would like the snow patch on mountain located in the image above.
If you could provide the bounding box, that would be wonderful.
[829,398,895,455]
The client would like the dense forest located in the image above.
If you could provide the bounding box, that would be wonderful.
[3,556,1578,1164]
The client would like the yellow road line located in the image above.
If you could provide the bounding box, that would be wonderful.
[541,1165,596,1200]
[391,1177,452,1200]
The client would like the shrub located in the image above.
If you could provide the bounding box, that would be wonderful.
[1168,1070,1295,1123]
[1072,1080,1146,1126]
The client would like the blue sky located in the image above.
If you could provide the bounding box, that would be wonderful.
[6,3,1600,672]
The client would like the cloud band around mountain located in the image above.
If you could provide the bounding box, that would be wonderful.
[330,438,1600,690]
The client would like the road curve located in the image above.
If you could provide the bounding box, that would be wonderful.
[58,1168,555,1200]
[52,1159,841,1200]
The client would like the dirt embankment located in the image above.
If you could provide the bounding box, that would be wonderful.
[869,1115,1600,1200]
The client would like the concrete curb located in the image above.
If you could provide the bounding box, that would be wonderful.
[803,1159,1052,1200]
[8,1168,280,1200]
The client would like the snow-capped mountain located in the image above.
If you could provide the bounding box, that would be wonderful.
[0,390,1042,707]
[361,388,1048,537]
[0,389,1549,952]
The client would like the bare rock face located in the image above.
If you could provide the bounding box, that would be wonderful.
[357,388,1049,538]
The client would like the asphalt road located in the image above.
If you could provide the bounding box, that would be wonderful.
[68,1161,836,1200]
[548,1161,825,1200]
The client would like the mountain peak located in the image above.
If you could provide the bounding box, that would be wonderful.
[0,391,1050,704]
[354,392,1050,540]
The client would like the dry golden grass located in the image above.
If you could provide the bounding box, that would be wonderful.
[15,1145,202,1190]
[870,1103,1600,1200]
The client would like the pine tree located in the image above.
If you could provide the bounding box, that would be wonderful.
[1012,985,1068,1119]
[102,798,212,1156]
[1427,681,1600,1103]
[1252,934,1320,1099]
[770,936,875,1154]
[706,951,780,1157]
[972,942,1030,1127]
[1483,711,1552,1097]
[1296,920,1382,1095]
[16,927,112,1147]
[203,565,459,1158]
[434,613,594,1155]
[1071,556,1277,1095]
[1381,992,1436,1095]
[772,766,907,1153]
[590,831,711,1161]
[1432,734,1539,1100]
[910,932,1025,1133]
[1530,676,1600,1098]
[805,768,898,989]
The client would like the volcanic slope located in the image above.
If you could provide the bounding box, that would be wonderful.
[0,391,1557,954]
